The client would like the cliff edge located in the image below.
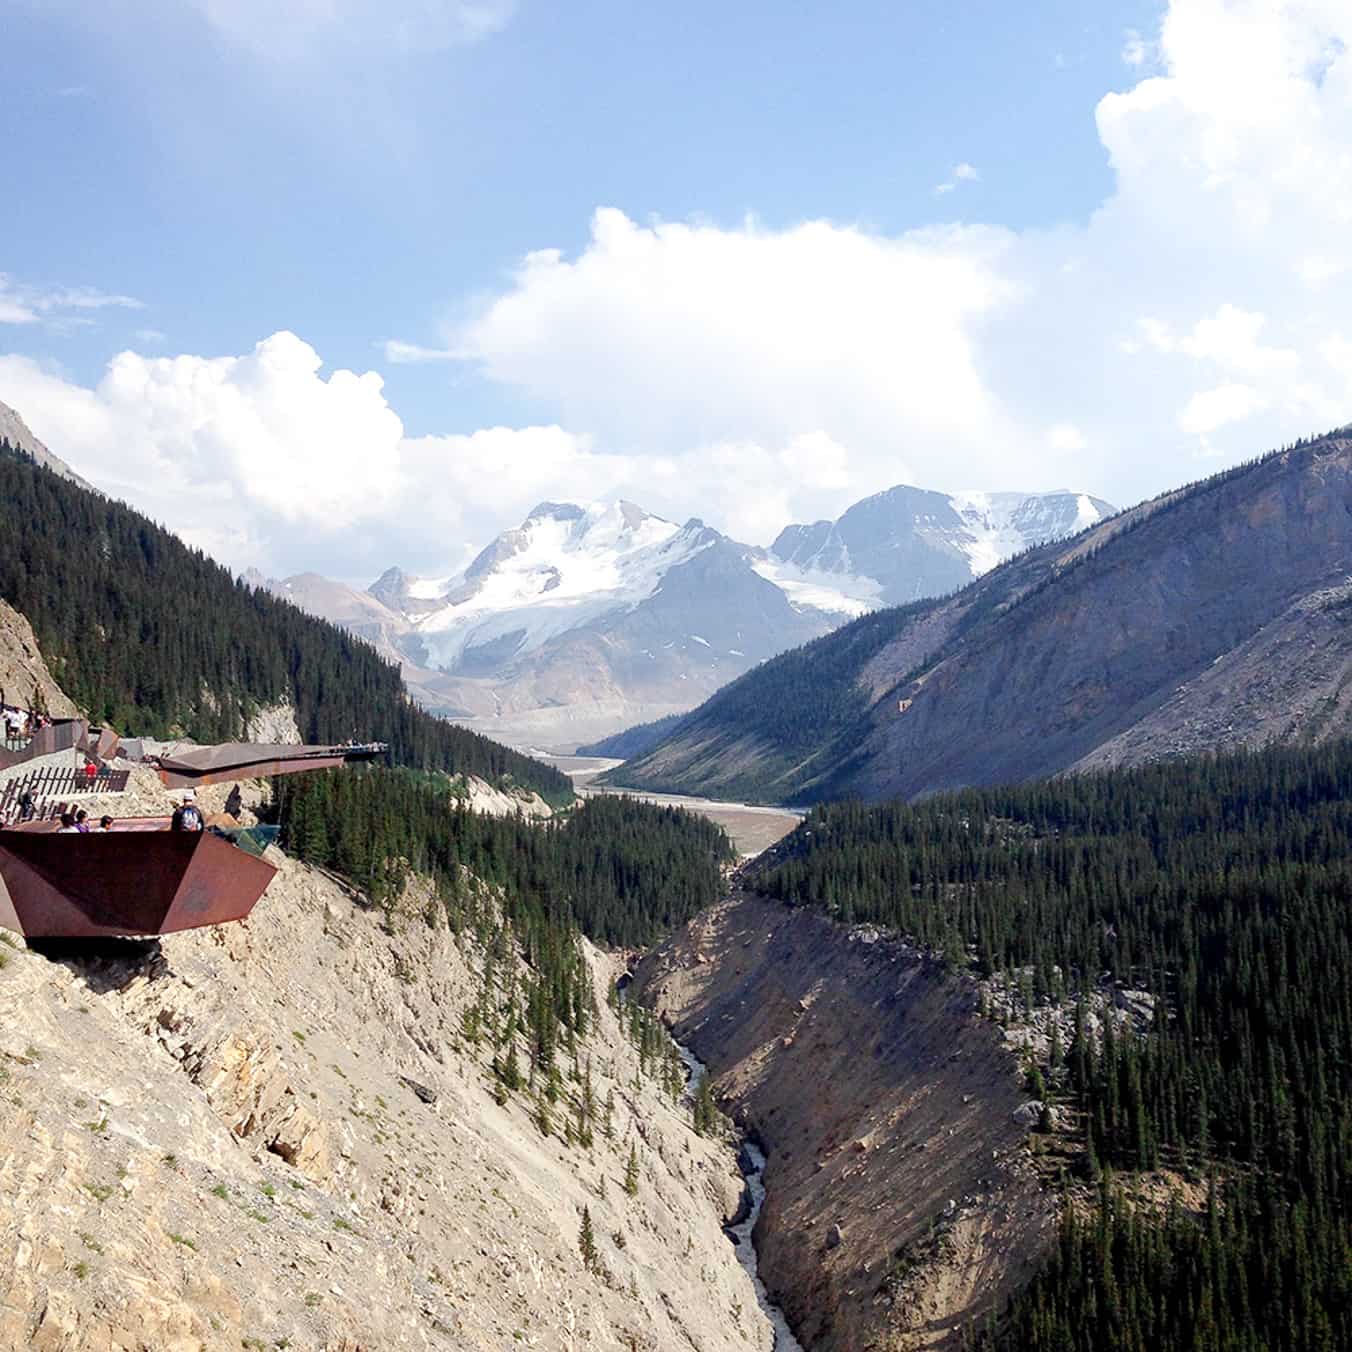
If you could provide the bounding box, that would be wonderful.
[0,848,767,1350]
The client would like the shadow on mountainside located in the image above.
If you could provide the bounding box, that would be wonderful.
[24,936,166,993]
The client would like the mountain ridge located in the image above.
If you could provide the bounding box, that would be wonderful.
[0,439,571,802]
[608,430,1352,802]
[0,400,94,491]
[758,484,1115,609]
[264,485,1112,750]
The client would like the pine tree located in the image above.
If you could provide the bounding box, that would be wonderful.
[693,1074,718,1136]
[579,1206,599,1274]
[623,1142,640,1197]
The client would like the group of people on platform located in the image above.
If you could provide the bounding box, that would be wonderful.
[56,810,115,833]
[1,702,49,742]
[50,791,207,833]
[7,788,206,833]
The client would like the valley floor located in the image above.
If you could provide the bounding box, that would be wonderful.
[543,756,804,858]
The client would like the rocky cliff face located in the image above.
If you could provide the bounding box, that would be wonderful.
[0,837,770,1350]
[635,894,1056,1352]
[243,701,302,745]
[0,599,80,719]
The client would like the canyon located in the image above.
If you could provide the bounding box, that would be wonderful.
[636,893,1054,1352]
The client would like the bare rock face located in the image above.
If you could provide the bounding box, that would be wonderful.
[243,701,302,745]
[0,599,80,719]
[455,774,554,820]
[636,894,1057,1352]
[146,1007,333,1183]
[855,436,1352,799]
[0,856,766,1350]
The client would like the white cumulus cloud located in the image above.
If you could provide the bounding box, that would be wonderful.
[456,208,1018,494]
[0,333,407,572]
[14,0,1352,584]
[395,0,1352,520]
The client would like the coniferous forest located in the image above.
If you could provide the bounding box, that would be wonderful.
[274,767,733,947]
[754,741,1352,1351]
[271,768,734,1068]
[0,440,570,803]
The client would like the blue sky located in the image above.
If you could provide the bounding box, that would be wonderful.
[8,0,1150,427]
[4,1,1352,581]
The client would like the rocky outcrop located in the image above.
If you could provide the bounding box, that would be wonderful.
[243,701,302,745]
[455,775,554,820]
[0,599,80,720]
[0,855,766,1350]
[636,894,1057,1351]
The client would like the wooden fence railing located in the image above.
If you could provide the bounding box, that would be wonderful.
[0,767,131,824]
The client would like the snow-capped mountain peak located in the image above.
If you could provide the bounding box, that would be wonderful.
[333,484,1112,749]
[948,489,1111,575]
[769,485,1115,606]
[379,501,721,672]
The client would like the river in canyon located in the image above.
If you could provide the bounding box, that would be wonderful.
[675,1043,806,1352]
[568,746,807,1348]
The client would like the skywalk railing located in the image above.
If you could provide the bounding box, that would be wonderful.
[0,766,132,824]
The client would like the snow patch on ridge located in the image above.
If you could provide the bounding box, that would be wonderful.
[410,502,709,669]
[750,557,880,617]
[950,490,1110,577]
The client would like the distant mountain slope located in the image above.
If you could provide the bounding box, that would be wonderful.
[576,712,687,760]
[757,486,1115,608]
[298,489,1110,751]
[0,400,93,490]
[610,431,1352,803]
[0,437,571,803]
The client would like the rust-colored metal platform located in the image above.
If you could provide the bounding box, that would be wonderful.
[154,742,386,789]
[0,822,277,939]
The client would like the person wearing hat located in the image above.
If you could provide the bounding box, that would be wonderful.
[171,790,205,832]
